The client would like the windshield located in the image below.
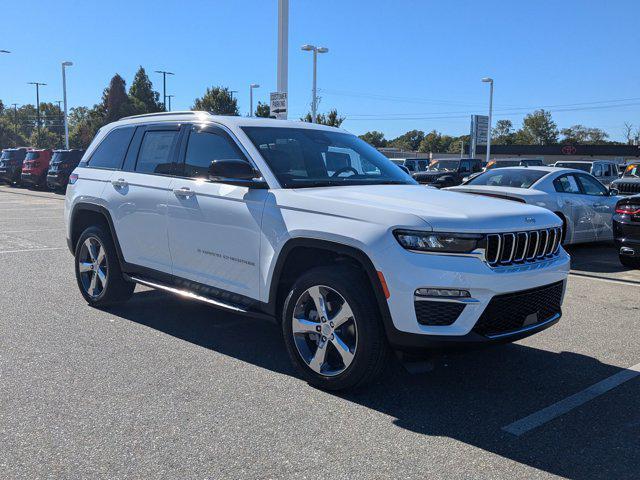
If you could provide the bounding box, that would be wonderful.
[623,164,639,178]
[467,168,547,188]
[26,152,40,160]
[555,162,591,172]
[522,159,543,166]
[1,151,14,160]
[241,127,416,188]
[485,160,520,170]
[427,160,459,171]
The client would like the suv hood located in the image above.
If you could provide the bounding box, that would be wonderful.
[276,185,561,233]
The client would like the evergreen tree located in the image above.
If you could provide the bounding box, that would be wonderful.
[192,87,239,115]
[129,66,162,114]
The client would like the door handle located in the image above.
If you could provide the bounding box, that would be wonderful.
[173,187,194,198]
[111,178,127,188]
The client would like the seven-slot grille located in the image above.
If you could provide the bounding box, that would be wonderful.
[614,182,640,195]
[485,227,562,267]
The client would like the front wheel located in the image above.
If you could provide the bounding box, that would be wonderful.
[281,266,389,391]
[74,226,134,307]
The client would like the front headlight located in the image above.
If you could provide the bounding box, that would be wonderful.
[394,230,484,253]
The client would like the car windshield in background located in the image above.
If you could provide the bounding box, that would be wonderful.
[623,164,639,177]
[485,160,520,170]
[555,162,591,172]
[1,151,14,160]
[428,160,459,171]
[467,168,547,188]
[241,127,416,188]
[25,152,40,160]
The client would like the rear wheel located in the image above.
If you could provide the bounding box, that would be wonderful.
[74,226,134,307]
[619,255,640,269]
[281,266,388,391]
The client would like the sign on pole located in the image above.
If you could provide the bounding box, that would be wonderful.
[470,114,489,158]
[270,91,288,119]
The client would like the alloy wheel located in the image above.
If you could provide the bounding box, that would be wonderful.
[78,237,108,299]
[291,285,358,377]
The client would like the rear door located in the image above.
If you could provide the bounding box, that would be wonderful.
[166,124,268,299]
[102,123,181,274]
[553,173,595,243]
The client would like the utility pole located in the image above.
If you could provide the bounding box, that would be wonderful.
[229,90,238,101]
[482,77,494,164]
[155,70,174,111]
[28,82,46,132]
[62,61,73,149]
[301,45,328,123]
[277,0,289,117]
[11,103,18,145]
[166,94,174,111]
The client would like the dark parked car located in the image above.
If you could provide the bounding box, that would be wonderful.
[0,147,30,185]
[46,149,85,190]
[21,149,53,188]
[412,158,482,188]
[613,194,640,268]
[610,162,640,196]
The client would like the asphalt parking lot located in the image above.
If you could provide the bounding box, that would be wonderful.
[1,185,639,480]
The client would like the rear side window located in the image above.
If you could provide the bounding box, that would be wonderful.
[181,129,246,178]
[554,174,581,193]
[88,127,135,169]
[135,130,179,174]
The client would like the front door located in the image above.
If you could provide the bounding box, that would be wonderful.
[575,173,616,241]
[554,173,595,243]
[166,124,267,300]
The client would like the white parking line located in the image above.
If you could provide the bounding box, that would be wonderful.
[0,247,65,254]
[0,228,65,233]
[569,272,640,287]
[503,362,640,436]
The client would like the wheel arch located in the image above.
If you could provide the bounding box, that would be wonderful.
[553,210,570,243]
[266,238,392,330]
[69,203,124,262]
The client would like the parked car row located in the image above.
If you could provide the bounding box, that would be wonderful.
[0,147,85,191]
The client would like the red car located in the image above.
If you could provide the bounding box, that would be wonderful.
[21,149,53,188]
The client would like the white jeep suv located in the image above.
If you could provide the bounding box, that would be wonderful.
[65,112,569,390]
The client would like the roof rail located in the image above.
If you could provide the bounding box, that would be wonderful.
[121,110,208,120]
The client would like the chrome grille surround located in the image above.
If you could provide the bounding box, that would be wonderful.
[485,227,562,267]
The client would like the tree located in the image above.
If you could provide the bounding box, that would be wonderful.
[389,130,425,151]
[359,131,387,148]
[129,66,162,114]
[255,101,271,118]
[520,109,558,145]
[0,116,26,147]
[192,86,239,115]
[492,119,516,145]
[29,127,59,149]
[301,109,345,127]
[560,124,609,144]
[103,74,133,123]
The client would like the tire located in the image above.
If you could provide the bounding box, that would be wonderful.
[74,225,135,307]
[281,266,389,391]
[619,255,640,269]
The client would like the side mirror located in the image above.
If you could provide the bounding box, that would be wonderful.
[208,159,266,188]
[609,187,619,196]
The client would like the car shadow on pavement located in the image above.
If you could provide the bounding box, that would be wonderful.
[109,289,640,480]
[566,241,630,274]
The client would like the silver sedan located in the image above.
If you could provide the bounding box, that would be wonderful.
[448,166,621,244]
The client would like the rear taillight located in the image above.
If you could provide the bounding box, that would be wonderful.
[68,173,79,185]
[616,204,640,215]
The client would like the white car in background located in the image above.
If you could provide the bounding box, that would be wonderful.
[449,167,621,244]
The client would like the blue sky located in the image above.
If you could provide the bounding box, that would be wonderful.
[2,0,639,141]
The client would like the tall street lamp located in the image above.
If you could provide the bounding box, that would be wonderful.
[166,94,174,111]
[482,77,494,164]
[249,83,260,117]
[155,70,174,111]
[62,61,73,149]
[301,44,328,123]
[28,82,46,132]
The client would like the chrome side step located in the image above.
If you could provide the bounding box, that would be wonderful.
[126,274,273,321]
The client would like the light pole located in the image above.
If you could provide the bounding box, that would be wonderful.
[28,82,46,132]
[249,84,260,116]
[11,103,18,145]
[62,61,73,149]
[301,44,328,123]
[155,70,174,111]
[482,77,494,164]
[166,94,174,111]
[277,0,289,97]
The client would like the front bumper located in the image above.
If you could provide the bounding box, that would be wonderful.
[21,171,46,185]
[375,243,570,350]
[0,166,20,182]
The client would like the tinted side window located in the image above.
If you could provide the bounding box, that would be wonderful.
[135,130,179,174]
[88,127,135,169]
[181,130,246,178]
[554,174,581,193]
[459,161,471,173]
[576,174,607,196]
